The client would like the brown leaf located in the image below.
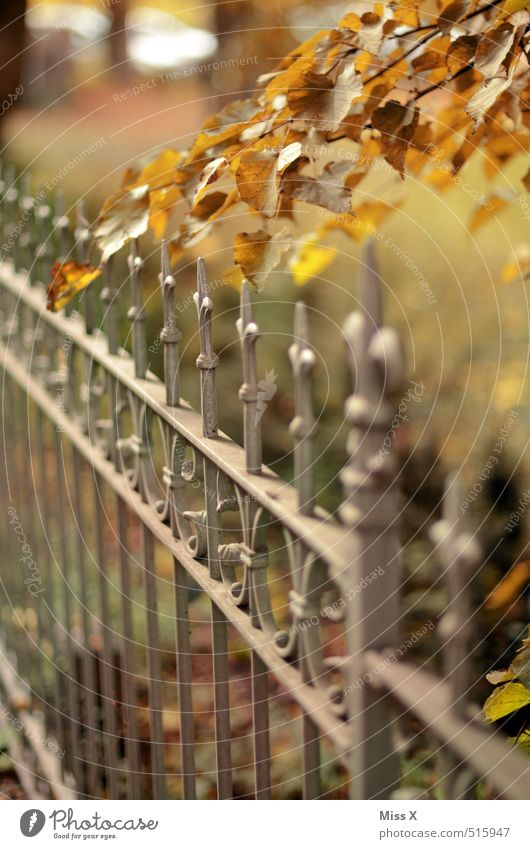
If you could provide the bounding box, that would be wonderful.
[475,22,516,79]
[180,190,238,247]
[234,228,292,291]
[465,64,516,128]
[95,185,149,263]
[287,62,363,132]
[372,100,419,175]
[437,0,469,34]
[47,261,101,312]
[282,160,352,214]
[447,34,480,75]
[235,143,302,218]
[192,157,228,209]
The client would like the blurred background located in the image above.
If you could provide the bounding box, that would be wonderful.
[1,0,530,797]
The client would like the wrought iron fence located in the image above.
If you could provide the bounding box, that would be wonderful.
[0,168,529,800]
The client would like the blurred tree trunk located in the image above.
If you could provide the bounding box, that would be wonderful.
[108,0,129,77]
[0,0,26,127]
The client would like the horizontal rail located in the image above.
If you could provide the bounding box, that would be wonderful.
[364,650,530,801]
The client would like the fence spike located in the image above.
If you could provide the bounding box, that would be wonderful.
[430,472,482,718]
[18,174,34,275]
[75,199,96,330]
[159,240,180,406]
[288,301,316,514]
[34,186,52,288]
[100,255,118,355]
[339,241,405,799]
[193,257,218,437]
[236,279,262,474]
[4,165,19,269]
[53,190,70,263]
[127,238,148,379]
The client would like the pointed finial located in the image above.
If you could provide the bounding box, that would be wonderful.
[289,301,317,514]
[237,280,262,474]
[100,255,118,354]
[193,257,218,437]
[75,198,97,329]
[127,238,147,379]
[430,473,482,718]
[159,239,181,406]
[339,241,404,527]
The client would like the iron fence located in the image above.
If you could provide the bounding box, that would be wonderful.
[0,171,529,800]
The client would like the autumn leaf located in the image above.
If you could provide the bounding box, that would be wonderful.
[468,193,512,232]
[47,261,101,312]
[483,681,530,722]
[289,232,337,285]
[282,160,353,214]
[235,143,302,218]
[485,561,530,610]
[149,185,181,239]
[179,190,238,248]
[94,185,149,263]
[372,101,419,175]
[466,63,516,128]
[501,243,530,282]
[234,228,292,291]
[192,157,228,209]
[287,62,363,132]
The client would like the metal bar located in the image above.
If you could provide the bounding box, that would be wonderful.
[173,558,196,798]
[159,240,180,407]
[142,526,166,799]
[33,405,64,750]
[116,497,142,799]
[203,457,232,798]
[194,258,218,438]
[91,469,120,799]
[52,427,84,792]
[75,200,96,333]
[71,446,101,798]
[237,281,261,474]
[128,239,147,379]
[251,651,271,799]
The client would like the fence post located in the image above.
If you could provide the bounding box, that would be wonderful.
[159,240,180,406]
[289,301,317,516]
[340,241,404,799]
[430,473,482,798]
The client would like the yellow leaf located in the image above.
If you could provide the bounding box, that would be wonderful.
[136,149,183,192]
[149,185,181,239]
[501,243,530,282]
[234,228,292,291]
[485,561,530,610]
[468,194,511,232]
[483,681,530,722]
[502,0,530,12]
[289,233,337,285]
[508,730,530,752]
[47,261,101,312]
